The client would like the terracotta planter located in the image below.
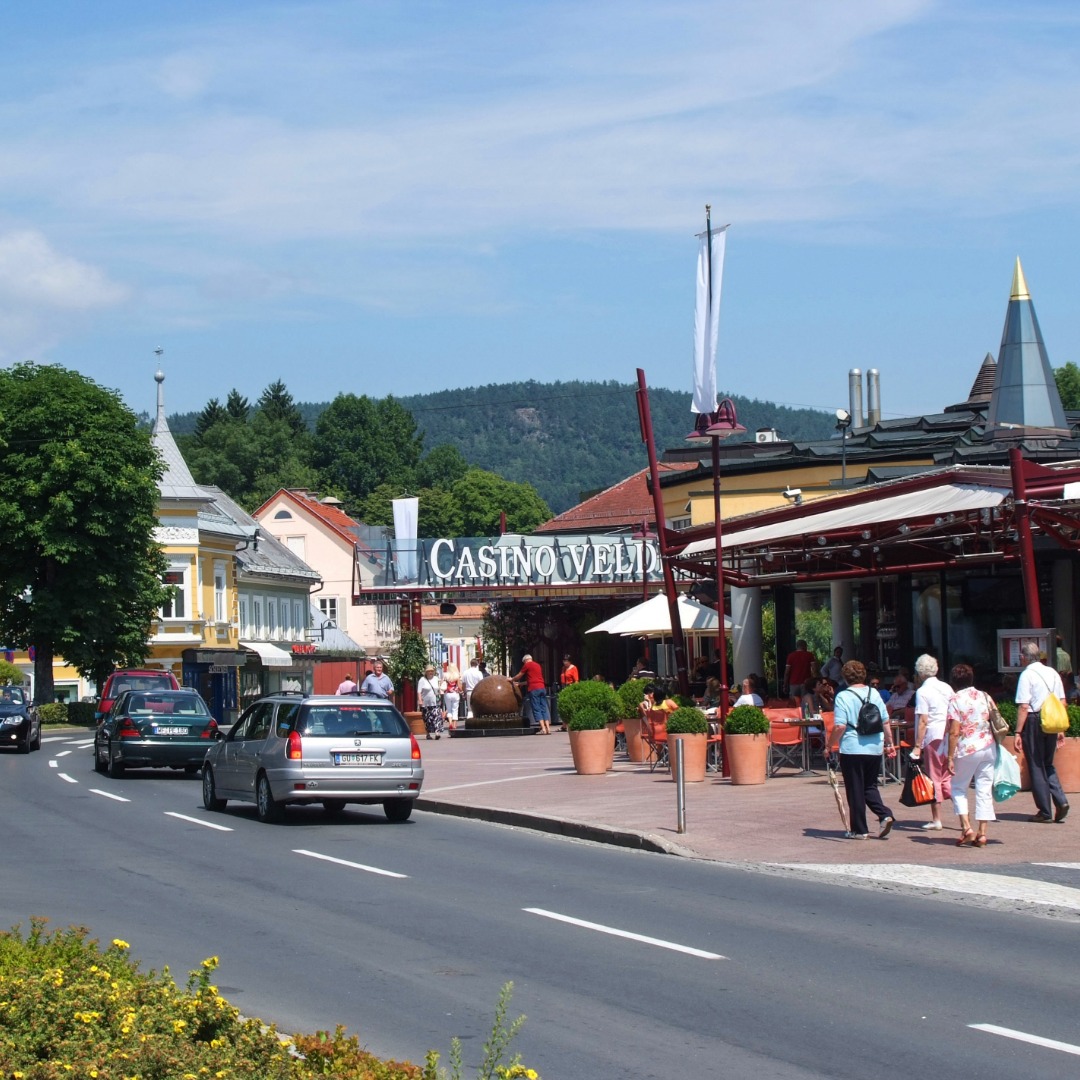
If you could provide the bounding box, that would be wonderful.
[622,716,647,762]
[667,732,707,782]
[725,732,769,785]
[568,727,615,774]
[405,711,426,738]
[1053,736,1080,793]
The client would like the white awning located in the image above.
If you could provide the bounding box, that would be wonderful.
[681,483,1006,558]
[240,641,294,668]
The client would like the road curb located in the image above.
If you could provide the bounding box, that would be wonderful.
[414,797,696,856]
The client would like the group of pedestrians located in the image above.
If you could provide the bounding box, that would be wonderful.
[825,642,1069,845]
[416,657,487,740]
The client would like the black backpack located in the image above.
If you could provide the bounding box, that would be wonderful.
[855,689,884,736]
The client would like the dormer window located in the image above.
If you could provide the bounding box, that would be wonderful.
[274,509,293,520]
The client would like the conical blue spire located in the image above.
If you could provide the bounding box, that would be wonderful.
[985,259,1070,437]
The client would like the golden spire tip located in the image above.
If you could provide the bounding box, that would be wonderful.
[1011,257,1030,301]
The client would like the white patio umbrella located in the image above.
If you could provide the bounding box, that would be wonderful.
[587,592,731,638]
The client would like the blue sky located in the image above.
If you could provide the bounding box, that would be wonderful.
[1,0,1079,422]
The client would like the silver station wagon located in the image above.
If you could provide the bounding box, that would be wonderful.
[201,693,424,823]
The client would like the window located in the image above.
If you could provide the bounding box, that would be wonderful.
[293,601,305,638]
[161,564,189,619]
[214,561,227,623]
[274,509,293,520]
[318,597,338,625]
[253,599,263,638]
[285,535,305,560]
[268,599,279,638]
[669,516,692,531]
[281,600,293,639]
[239,598,250,637]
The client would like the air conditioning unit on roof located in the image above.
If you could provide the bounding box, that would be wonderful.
[755,428,780,443]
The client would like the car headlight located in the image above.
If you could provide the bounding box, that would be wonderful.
[1,716,23,727]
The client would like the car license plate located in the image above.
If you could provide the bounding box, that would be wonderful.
[154,726,189,736]
[333,751,383,765]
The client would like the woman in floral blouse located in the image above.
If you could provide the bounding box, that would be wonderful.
[944,663,997,847]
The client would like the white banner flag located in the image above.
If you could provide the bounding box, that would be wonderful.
[392,496,419,582]
[691,225,728,415]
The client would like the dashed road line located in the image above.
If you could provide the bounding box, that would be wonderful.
[57,773,78,784]
[293,849,407,878]
[768,863,1080,910]
[56,749,72,757]
[164,812,233,832]
[90,789,130,802]
[970,1023,1080,1056]
[49,760,58,768]
[524,907,725,959]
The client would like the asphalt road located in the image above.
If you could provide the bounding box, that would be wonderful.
[3,733,1079,1079]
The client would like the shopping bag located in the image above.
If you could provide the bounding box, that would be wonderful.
[900,757,935,807]
[992,744,1021,802]
[1040,692,1069,734]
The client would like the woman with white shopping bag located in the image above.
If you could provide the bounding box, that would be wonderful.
[944,663,996,848]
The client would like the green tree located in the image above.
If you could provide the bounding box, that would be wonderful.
[417,444,469,489]
[452,468,551,534]
[194,398,227,439]
[312,393,424,500]
[417,486,464,537]
[0,364,171,700]
[225,389,250,422]
[1055,362,1080,411]
[257,380,307,437]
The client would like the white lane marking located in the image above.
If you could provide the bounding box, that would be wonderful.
[767,863,1080,911]
[41,736,71,743]
[164,812,233,832]
[1034,862,1080,870]
[90,789,130,802]
[49,760,58,768]
[56,749,72,758]
[524,907,725,960]
[970,1023,1080,1056]
[57,773,78,784]
[293,849,407,879]
[70,739,96,748]
[424,770,577,793]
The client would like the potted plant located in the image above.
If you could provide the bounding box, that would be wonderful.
[665,706,709,782]
[724,704,770,785]
[616,678,651,763]
[1054,704,1080,793]
[559,681,618,774]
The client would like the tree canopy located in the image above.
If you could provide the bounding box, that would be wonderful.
[1055,363,1080,411]
[0,364,171,699]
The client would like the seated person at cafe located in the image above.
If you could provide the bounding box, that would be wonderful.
[885,667,915,717]
[732,676,763,708]
[639,684,678,718]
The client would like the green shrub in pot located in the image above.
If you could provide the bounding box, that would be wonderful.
[1068,703,1080,739]
[725,704,769,735]
[615,678,650,718]
[567,705,612,732]
[995,699,1018,733]
[665,706,708,734]
[558,679,619,728]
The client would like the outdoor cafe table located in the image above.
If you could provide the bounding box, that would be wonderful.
[780,716,823,776]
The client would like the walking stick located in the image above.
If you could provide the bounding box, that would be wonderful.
[827,755,849,832]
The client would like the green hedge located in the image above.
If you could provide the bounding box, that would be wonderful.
[725,704,769,735]
[557,680,618,727]
[666,706,708,734]
[36,703,69,725]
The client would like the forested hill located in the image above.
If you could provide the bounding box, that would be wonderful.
[170,381,833,515]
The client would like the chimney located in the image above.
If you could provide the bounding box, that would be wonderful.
[848,369,864,429]
[866,369,881,427]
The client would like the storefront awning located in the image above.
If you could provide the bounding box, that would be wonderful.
[240,641,294,668]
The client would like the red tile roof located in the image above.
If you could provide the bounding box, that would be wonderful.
[535,462,697,534]
[254,489,374,554]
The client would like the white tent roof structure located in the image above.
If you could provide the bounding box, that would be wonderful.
[587,592,731,638]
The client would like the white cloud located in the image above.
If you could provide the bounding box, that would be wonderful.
[0,230,128,310]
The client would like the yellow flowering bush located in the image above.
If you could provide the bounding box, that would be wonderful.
[0,920,540,1080]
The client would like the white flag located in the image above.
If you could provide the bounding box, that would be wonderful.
[391,496,419,582]
[691,225,727,415]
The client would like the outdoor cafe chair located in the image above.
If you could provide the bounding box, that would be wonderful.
[768,717,804,775]
[642,709,669,772]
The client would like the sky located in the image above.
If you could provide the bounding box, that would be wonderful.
[2,0,1079,423]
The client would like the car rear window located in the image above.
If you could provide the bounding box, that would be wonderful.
[109,674,176,697]
[128,693,210,718]
[296,703,409,738]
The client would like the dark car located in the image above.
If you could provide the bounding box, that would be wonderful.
[94,688,218,777]
[95,668,180,724]
[202,692,424,823]
[0,686,40,753]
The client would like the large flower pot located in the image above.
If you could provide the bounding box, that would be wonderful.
[667,732,707,782]
[1053,736,1080,793]
[404,711,426,738]
[725,732,769,785]
[568,728,615,774]
[622,716,647,762]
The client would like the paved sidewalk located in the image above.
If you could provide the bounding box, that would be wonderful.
[414,730,1077,867]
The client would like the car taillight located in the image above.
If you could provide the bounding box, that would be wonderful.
[287,730,303,760]
[410,733,422,760]
[201,719,219,739]
[118,718,140,739]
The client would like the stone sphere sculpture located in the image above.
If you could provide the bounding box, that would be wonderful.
[470,675,521,716]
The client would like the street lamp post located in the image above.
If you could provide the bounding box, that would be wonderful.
[835,408,852,485]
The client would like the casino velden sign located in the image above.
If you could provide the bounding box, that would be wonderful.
[397,535,662,589]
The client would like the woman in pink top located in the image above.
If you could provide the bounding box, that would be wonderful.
[944,663,997,848]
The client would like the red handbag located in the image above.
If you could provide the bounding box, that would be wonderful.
[900,757,936,807]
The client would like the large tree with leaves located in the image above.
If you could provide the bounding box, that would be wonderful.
[0,364,171,700]
[312,393,424,500]
[1055,363,1080,411]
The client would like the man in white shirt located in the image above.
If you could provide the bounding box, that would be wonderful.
[1014,641,1069,824]
[820,646,844,684]
[461,656,486,719]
